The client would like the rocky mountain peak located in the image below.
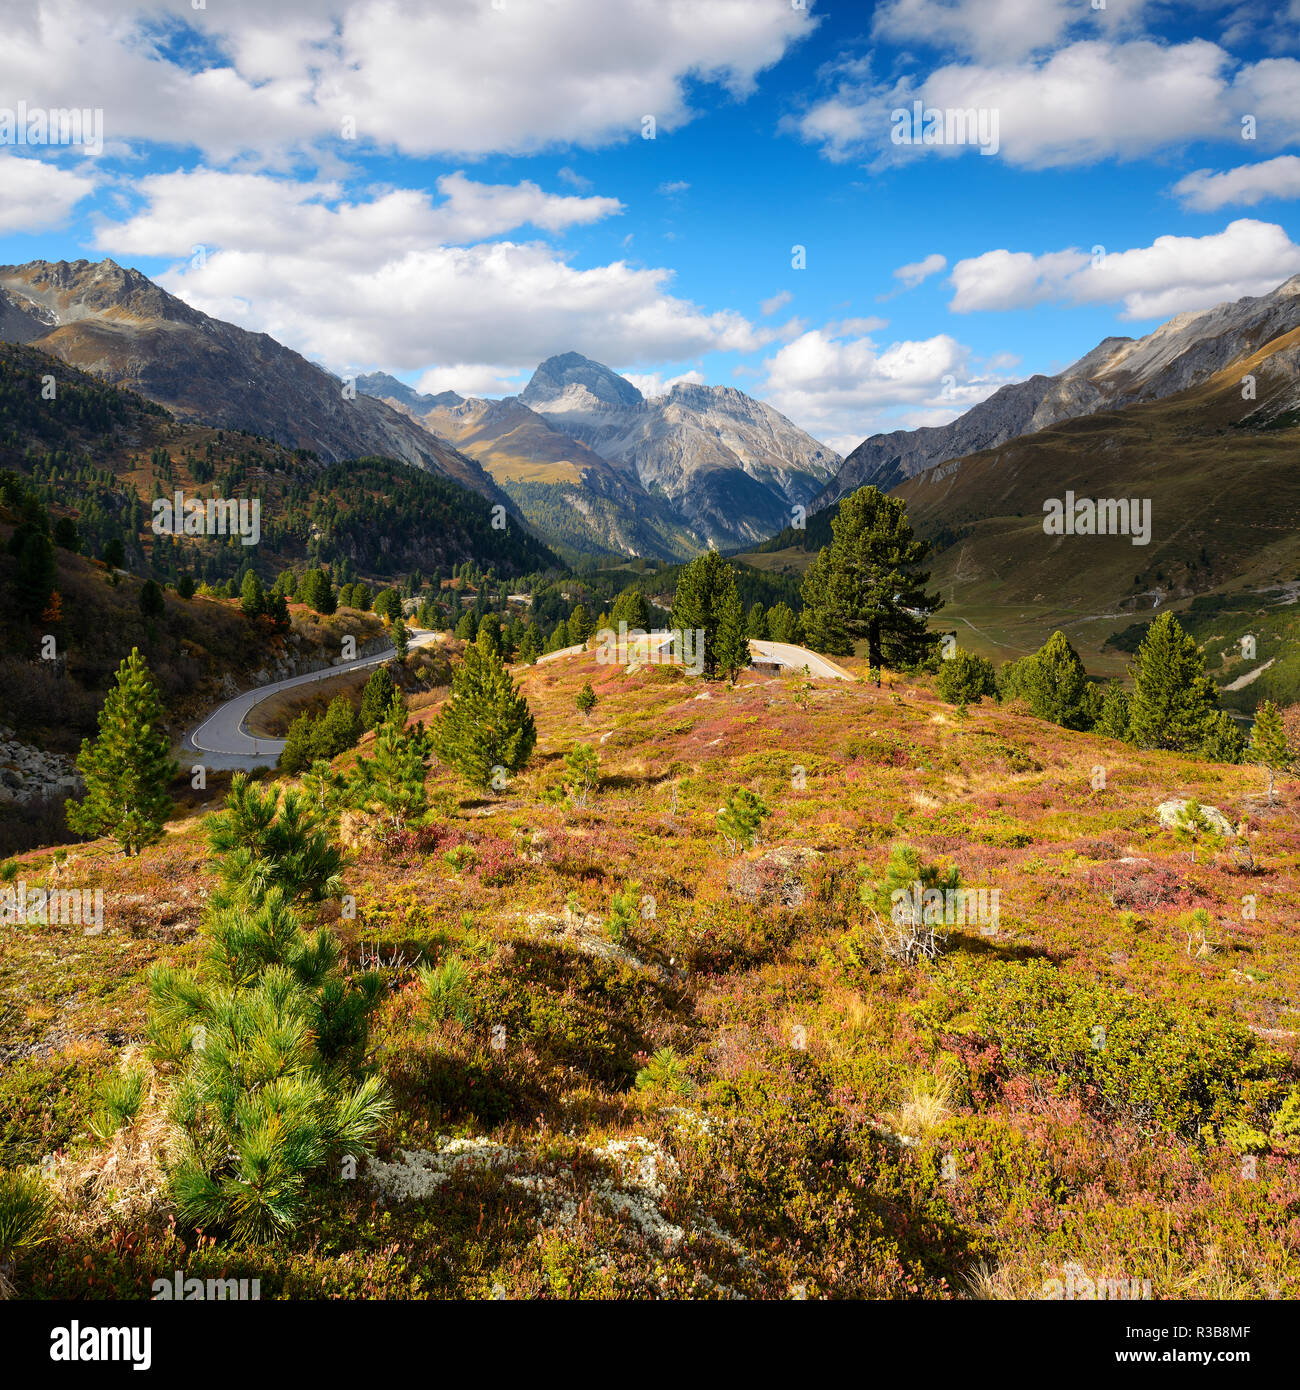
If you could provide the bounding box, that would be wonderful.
[521,351,644,411]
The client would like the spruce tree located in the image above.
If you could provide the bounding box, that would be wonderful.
[1249,699,1291,800]
[670,551,751,681]
[1128,613,1222,752]
[240,570,265,618]
[433,641,537,790]
[67,648,178,855]
[799,486,940,673]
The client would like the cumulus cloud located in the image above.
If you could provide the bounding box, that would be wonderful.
[760,290,793,315]
[0,153,96,232]
[92,169,771,372]
[2,0,814,162]
[1172,156,1300,210]
[949,218,1300,318]
[758,321,1011,450]
[791,40,1300,168]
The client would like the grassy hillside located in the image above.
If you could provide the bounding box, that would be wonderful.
[894,337,1300,676]
[4,652,1298,1298]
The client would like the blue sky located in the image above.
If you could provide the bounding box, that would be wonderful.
[1,0,1298,452]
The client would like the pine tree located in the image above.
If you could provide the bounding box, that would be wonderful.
[139,577,166,619]
[767,601,800,644]
[518,623,542,665]
[800,486,940,675]
[1249,699,1292,800]
[392,617,409,661]
[240,570,265,618]
[455,610,478,642]
[278,712,317,774]
[746,602,769,639]
[349,693,434,830]
[1128,612,1222,752]
[177,572,196,600]
[611,586,651,630]
[433,641,537,791]
[568,603,594,645]
[1026,630,1092,730]
[67,648,178,855]
[1095,681,1131,741]
[360,664,401,730]
[12,529,57,619]
[564,741,600,807]
[716,787,770,855]
[546,619,570,652]
[206,774,346,904]
[576,681,597,720]
[670,551,751,681]
[936,649,997,705]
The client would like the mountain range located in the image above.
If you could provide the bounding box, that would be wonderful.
[361,351,839,559]
[0,259,509,509]
[816,274,1300,507]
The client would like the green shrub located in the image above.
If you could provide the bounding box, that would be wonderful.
[922,957,1288,1136]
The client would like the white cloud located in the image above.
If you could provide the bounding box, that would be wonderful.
[91,169,621,259]
[949,218,1300,318]
[792,40,1300,168]
[0,153,96,232]
[758,322,1011,447]
[1173,156,1300,211]
[871,0,1151,63]
[893,253,947,288]
[92,169,771,372]
[760,290,792,315]
[413,364,529,398]
[623,368,706,397]
[657,181,691,196]
[2,0,814,163]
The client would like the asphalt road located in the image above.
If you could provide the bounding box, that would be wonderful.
[183,629,439,770]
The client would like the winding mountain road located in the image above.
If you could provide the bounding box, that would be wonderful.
[185,628,851,770]
[183,629,439,770]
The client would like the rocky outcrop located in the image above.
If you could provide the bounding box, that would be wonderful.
[0,727,82,807]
